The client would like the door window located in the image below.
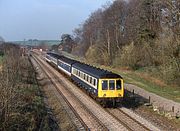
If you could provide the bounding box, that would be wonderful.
[109,80,115,90]
[116,80,121,90]
[102,80,108,90]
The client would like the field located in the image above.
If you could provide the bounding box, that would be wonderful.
[12,40,60,46]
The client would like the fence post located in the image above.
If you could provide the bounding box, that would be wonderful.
[172,106,174,112]
[132,89,134,96]
[149,96,151,104]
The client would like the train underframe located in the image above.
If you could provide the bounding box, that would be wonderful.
[96,97,123,108]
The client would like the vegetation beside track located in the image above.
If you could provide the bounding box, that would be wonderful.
[0,56,3,64]
[101,66,180,103]
[0,44,58,130]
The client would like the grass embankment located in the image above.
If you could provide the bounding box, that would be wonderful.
[101,66,180,103]
[61,52,180,103]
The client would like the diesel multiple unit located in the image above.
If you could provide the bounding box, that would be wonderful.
[45,52,124,106]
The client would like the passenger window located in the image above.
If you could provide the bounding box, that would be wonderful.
[116,80,121,90]
[93,79,96,86]
[84,74,86,80]
[80,72,83,78]
[102,80,108,90]
[109,80,115,90]
[87,76,89,81]
[90,77,92,83]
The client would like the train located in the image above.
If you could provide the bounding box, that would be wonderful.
[45,52,124,107]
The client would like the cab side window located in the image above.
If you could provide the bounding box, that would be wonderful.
[109,80,115,90]
[102,80,108,90]
[116,80,121,90]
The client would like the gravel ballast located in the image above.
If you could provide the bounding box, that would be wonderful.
[125,83,180,117]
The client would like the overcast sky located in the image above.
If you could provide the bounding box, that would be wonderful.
[0,0,110,41]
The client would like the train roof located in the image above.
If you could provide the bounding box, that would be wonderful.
[47,52,122,79]
[47,52,78,65]
[72,62,122,79]
[59,56,78,65]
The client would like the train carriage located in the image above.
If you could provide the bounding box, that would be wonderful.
[46,53,57,65]
[45,52,52,62]
[57,56,77,76]
[46,52,61,66]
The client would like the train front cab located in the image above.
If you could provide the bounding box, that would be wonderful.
[98,78,124,105]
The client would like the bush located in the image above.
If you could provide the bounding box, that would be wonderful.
[85,44,110,65]
[113,36,180,86]
[113,41,154,69]
[153,36,180,85]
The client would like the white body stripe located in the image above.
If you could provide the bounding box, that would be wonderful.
[52,60,57,65]
[72,67,97,89]
[49,56,57,65]
[58,66,71,76]
[45,57,51,62]
[58,59,71,66]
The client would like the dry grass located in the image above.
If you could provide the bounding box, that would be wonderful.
[36,63,77,130]
[133,72,167,87]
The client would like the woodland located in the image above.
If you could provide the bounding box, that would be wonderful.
[71,0,180,85]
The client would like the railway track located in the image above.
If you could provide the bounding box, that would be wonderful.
[31,52,160,131]
[106,108,151,131]
[31,54,108,130]
[30,56,88,130]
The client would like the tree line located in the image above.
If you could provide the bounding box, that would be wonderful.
[70,0,179,85]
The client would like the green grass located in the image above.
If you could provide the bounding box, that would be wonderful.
[102,66,180,103]
[61,51,85,62]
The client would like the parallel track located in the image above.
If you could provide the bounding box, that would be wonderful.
[31,56,88,130]
[106,108,150,131]
[31,54,108,130]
